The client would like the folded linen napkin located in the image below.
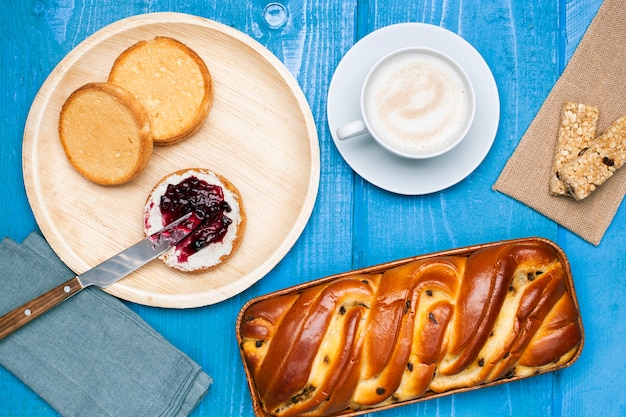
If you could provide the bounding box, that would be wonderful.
[0,232,211,417]
[493,0,626,246]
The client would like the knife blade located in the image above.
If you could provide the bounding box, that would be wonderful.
[0,212,197,340]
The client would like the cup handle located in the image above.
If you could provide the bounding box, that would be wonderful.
[336,120,368,140]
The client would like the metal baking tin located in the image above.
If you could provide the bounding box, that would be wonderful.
[235,237,584,417]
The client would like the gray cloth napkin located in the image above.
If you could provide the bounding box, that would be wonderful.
[0,232,212,417]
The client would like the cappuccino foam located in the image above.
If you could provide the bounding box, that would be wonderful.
[364,51,470,156]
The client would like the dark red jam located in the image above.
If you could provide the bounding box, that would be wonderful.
[160,175,232,263]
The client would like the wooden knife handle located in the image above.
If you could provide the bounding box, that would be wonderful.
[0,276,83,340]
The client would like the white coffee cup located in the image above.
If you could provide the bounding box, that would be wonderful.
[336,46,476,159]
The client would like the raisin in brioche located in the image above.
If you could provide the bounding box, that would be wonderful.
[144,168,245,273]
[109,36,213,145]
[58,82,153,185]
[238,240,582,416]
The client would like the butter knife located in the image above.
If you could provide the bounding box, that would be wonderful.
[0,212,197,340]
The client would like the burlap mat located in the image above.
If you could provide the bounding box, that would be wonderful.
[493,0,626,246]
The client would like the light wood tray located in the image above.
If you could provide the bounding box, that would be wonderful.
[22,12,320,308]
[236,237,584,417]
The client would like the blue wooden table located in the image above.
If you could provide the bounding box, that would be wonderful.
[1,1,624,416]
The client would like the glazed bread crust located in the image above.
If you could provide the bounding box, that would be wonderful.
[239,240,582,416]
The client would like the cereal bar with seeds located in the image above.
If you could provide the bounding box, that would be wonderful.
[550,102,599,195]
[558,115,626,200]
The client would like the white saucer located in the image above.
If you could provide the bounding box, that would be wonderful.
[327,23,500,195]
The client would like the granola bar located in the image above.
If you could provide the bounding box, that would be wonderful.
[550,102,599,195]
[557,115,626,200]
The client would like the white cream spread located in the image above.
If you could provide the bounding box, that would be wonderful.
[144,169,242,272]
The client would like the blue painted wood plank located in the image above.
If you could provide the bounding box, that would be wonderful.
[557,1,624,416]
[1,0,624,416]
[352,2,560,416]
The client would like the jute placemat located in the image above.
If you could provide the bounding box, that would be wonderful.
[493,0,626,246]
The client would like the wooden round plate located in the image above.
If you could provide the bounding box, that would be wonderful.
[22,12,320,308]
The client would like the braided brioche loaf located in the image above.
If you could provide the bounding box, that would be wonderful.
[238,240,582,416]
